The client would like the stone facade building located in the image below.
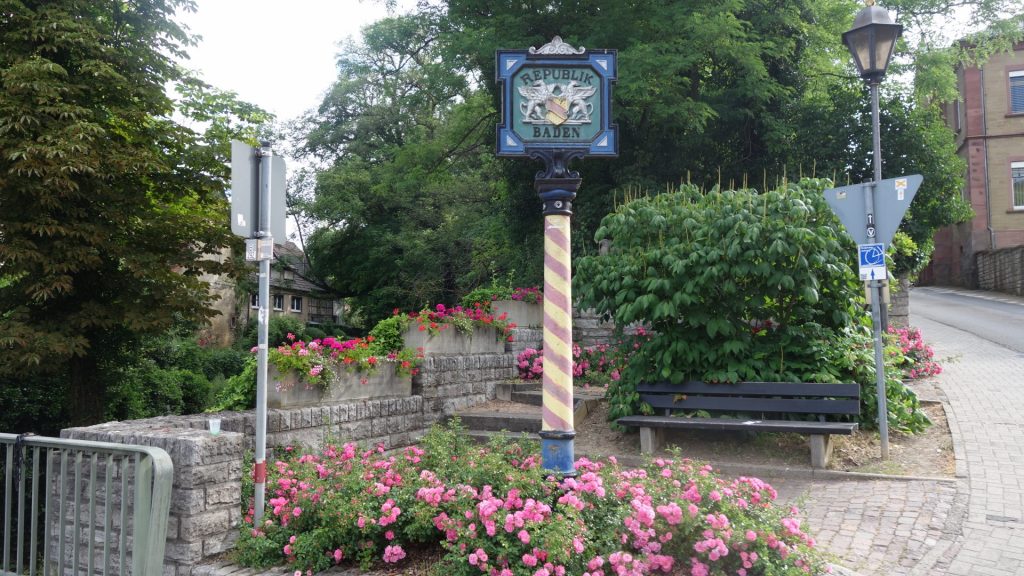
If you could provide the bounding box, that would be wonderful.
[239,242,339,329]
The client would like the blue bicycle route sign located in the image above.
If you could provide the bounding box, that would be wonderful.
[495,36,617,157]
[858,243,887,281]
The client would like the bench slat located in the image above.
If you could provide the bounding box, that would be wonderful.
[637,380,860,399]
[617,415,858,435]
[640,394,861,416]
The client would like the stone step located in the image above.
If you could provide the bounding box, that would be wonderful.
[465,429,542,445]
[511,390,543,406]
[454,411,541,433]
[495,380,541,400]
[456,394,602,434]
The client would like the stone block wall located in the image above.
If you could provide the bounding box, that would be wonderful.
[59,347,510,575]
[506,327,542,355]
[573,308,618,348]
[888,276,911,329]
[58,424,244,576]
[414,354,513,422]
[976,246,1024,296]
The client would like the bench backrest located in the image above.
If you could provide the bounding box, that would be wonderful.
[638,381,861,417]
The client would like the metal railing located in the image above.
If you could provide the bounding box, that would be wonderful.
[1,434,173,576]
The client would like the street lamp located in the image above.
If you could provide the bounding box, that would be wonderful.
[842,1,902,182]
[842,1,902,460]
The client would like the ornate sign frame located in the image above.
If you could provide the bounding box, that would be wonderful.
[496,37,617,158]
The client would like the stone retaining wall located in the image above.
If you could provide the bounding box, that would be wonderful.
[60,350,512,576]
[888,276,911,329]
[573,308,617,348]
[976,246,1024,296]
[415,353,514,421]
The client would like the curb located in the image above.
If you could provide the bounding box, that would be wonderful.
[598,452,957,483]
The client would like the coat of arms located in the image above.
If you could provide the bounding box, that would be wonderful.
[518,80,596,125]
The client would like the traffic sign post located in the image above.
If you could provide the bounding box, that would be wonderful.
[825,174,921,461]
[230,140,287,523]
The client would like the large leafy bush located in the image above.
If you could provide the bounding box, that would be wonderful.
[575,179,928,433]
[576,179,860,386]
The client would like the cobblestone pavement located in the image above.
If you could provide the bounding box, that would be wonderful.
[710,294,1024,576]
[912,309,1024,575]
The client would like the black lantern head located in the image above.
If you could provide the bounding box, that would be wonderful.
[842,4,903,82]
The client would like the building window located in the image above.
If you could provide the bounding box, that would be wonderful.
[290,296,303,312]
[250,293,258,308]
[273,294,284,310]
[1012,162,1024,210]
[1011,71,1024,115]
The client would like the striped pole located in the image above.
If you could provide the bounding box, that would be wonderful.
[538,184,578,476]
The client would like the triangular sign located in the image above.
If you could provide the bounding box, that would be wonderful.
[823,174,923,246]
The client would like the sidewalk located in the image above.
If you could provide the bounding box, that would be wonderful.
[762,311,1024,575]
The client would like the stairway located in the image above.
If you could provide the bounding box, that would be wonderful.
[453,380,604,444]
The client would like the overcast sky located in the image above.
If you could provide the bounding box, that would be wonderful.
[175,1,399,121]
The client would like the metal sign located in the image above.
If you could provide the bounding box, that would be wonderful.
[823,174,922,246]
[858,243,887,280]
[245,238,274,262]
[230,140,258,237]
[496,36,617,157]
[229,140,287,241]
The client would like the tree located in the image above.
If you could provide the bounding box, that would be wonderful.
[0,0,266,426]
[296,15,522,324]
[296,0,1010,324]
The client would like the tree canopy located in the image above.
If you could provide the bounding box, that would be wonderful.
[0,0,269,425]
[294,0,1017,326]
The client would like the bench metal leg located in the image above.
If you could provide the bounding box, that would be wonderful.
[639,427,664,454]
[808,434,833,469]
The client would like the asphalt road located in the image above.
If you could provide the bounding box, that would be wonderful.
[910,286,1024,353]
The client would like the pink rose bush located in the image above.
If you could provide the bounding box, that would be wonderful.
[517,328,649,389]
[509,286,542,304]
[886,326,942,380]
[236,421,824,575]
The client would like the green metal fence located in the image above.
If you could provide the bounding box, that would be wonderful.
[1,434,173,576]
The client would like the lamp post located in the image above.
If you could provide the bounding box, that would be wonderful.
[842,1,902,460]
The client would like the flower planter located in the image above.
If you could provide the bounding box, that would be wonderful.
[269,364,412,409]
[491,300,543,328]
[403,325,506,356]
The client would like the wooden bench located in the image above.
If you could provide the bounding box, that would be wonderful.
[617,381,860,468]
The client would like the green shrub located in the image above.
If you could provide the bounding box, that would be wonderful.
[208,357,258,412]
[576,179,928,433]
[888,231,933,280]
[459,285,511,309]
[368,315,411,353]
[177,369,213,414]
[239,315,310,350]
[0,373,69,435]
[105,359,184,419]
[201,347,249,381]
[577,179,860,385]
[305,326,327,340]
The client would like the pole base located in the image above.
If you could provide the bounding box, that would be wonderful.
[539,429,577,477]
